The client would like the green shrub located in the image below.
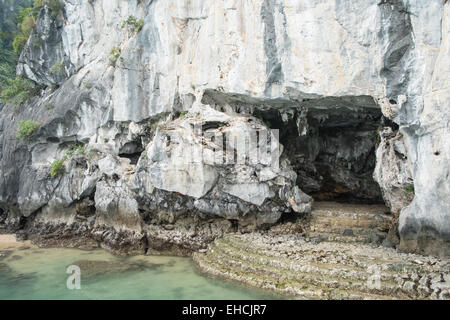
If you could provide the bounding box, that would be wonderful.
[12,35,28,54]
[17,120,41,140]
[84,82,92,89]
[0,77,34,106]
[121,16,144,35]
[33,0,44,9]
[0,1,36,86]
[12,7,37,54]
[19,9,36,35]
[0,46,17,87]
[49,61,65,76]
[50,143,85,178]
[65,143,84,158]
[403,184,414,196]
[50,159,65,177]
[34,0,65,17]
[179,111,188,119]
[76,144,85,155]
[108,47,121,67]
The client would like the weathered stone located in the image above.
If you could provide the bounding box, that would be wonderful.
[134,110,312,229]
[94,181,142,232]
[222,183,274,206]
[374,128,414,215]
[193,232,450,300]
[0,0,448,257]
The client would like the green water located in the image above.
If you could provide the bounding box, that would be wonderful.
[0,247,278,300]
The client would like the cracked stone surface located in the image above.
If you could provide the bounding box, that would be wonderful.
[193,203,450,299]
[0,0,448,257]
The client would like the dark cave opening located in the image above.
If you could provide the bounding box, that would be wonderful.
[255,103,385,204]
[0,208,5,225]
[118,152,143,165]
[201,89,386,205]
[305,124,382,203]
[119,140,144,165]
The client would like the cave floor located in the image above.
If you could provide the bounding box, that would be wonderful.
[306,201,392,243]
[193,202,450,300]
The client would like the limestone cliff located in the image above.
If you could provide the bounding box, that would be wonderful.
[0,0,448,257]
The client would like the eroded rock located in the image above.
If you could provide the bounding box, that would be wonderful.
[0,0,448,257]
[134,109,312,229]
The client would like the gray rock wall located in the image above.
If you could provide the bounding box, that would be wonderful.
[0,0,448,256]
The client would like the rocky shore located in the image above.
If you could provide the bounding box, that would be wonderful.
[193,233,450,300]
[6,218,230,257]
[0,234,34,250]
[0,0,449,298]
[193,202,450,300]
[2,201,450,300]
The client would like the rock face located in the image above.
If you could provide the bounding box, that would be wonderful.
[0,0,449,257]
[17,6,73,86]
[374,127,414,215]
[134,109,311,227]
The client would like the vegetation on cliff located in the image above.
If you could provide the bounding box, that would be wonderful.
[16,120,41,140]
[51,144,85,177]
[0,76,34,106]
[0,0,33,87]
[0,0,65,100]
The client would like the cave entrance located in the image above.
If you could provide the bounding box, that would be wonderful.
[255,97,385,204]
[119,140,144,165]
[201,89,386,205]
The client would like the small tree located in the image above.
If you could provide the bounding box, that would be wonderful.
[12,7,37,54]
[12,35,28,54]
[17,120,41,140]
[0,77,34,106]
[50,61,66,76]
[34,0,65,17]
[121,16,144,35]
[109,47,121,67]
[50,159,65,177]
[403,184,415,196]
[49,143,85,178]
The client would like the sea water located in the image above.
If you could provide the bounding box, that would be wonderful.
[0,247,279,300]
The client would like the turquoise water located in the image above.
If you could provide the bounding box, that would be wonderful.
[0,247,278,300]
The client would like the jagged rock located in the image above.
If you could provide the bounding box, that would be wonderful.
[134,109,312,228]
[17,7,72,85]
[222,183,274,207]
[142,128,219,199]
[0,0,448,257]
[145,218,233,256]
[373,127,414,214]
[193,232,450,299]
[94,180,142,232]
[17,155,98,217]
[288,186,313,214]
[202,91,385,204]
